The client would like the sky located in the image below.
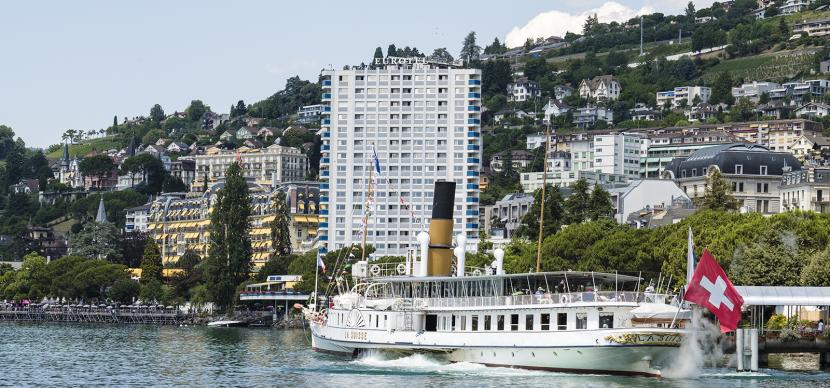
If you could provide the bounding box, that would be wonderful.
[0,0,711,149]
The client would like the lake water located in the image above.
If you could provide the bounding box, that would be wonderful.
[2,322,830,387]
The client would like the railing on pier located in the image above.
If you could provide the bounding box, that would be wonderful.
[0,304,185,325]
[423,291,670,309]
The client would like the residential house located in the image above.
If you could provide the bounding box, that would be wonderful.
[170,159,195,189]
[755,102,796,120]
[732,81,781,102]
[297,104,325,124]
[482,193,533,241]
[219,131,236,142]
[9,179,39,194]
[656,86,711,108]
[626,197,697,228]
[630,104,658,121]
[578,75,621,101]
[795,102,830,119]
[283,125,309,137]
[572,105,613,128]
[25,226,67,261]
[789,133,830,160]
[124,204,151,233]
[166,142,188,153]
[780,0,813,14]
[608,180,691,223]
[244,138,264,149]
[794,17,830,36]
[243,117,264,127]
[494,109,529,124]
[542,99,569,124]
[490,149,535,172]
[553,85,574,100]
[685,103,721,122]
[257,127,277,139]
[507,77,540,102]
[236,126,258,140]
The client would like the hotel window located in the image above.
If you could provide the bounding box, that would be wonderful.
[497,315,505,330]
[557,313,567,330]
[692,168,697,176]
[510,314,519,331]
[599,313,614,329]
[760,165,768,175]
[575,313,587,330]
[541,313,551,330]
[735,164,743,174]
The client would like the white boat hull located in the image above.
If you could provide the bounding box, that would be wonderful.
[310,323,683,377]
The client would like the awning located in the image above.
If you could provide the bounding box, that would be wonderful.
[734,286,830,306]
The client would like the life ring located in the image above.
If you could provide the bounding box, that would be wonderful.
[370,264,381,276]
[396,263,407,274]
[472,269,482,276]
[560,294,570,304]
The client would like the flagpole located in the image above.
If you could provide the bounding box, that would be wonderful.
[362,150,374,262]
[313,249,320,311]
[535,124,551,273]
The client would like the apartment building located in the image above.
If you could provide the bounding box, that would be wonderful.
[656,86,711,108]
[193,144,307,189]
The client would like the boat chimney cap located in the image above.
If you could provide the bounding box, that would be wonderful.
[417,231,430,244]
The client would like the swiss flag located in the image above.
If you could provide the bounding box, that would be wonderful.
[684,249,744,333]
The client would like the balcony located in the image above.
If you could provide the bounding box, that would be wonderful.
[322,80,332,86]
[466,223,479,229]
[321,171,329,177]
[467,105,481,111]
[321,119,331,125]
[468,92,481,99]
[320,209,329,215]
[466,197,479,203]
[468,79,481,85]
[466,183,478,189]
[323,132,330,138]
[322,93,332,99]
[321,158,330,164]
[323,106,331,112]
[468,118,481,125]
[466,210,479,216]
[467,158,480,164]
[319,183,329,189]
[467,145,480,151]
[319,222,329,228]
[320,235,328,241]
[320,196,329,203]
[321,145,330,151]
[466,171,480,176]
[467,131,480,137]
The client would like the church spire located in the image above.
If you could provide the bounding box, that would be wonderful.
[95,196,108,223]
[61,141,70,164]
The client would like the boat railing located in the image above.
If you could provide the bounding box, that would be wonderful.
[421,291,671,309]
[362,262,488,278]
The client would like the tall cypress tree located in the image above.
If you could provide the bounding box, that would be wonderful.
[139,239,163,285]
[270,191,292,257]
[204,162,252,312]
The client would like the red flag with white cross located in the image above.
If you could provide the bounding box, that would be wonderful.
[684,249,744,333]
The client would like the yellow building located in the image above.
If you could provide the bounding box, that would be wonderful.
[146,181,320,268]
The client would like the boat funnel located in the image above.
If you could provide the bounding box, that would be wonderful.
[427,182,455,276]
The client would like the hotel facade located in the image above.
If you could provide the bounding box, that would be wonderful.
[318,58,482,256]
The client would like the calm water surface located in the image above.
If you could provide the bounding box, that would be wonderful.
[2,322,829,387]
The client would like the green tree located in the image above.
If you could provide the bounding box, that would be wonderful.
[139,278,164,303]
[204,162,252,313]
[373,46,384,64]
[119,153,166,193]
[730,97,755,122]
[256,254,296,281]
[110,279,140,304]
[186,100,209,122]
[459,31,481,64]
[801,248,830,286]
[150,104,165,123]
[78,155,115,189]
[139,239,163,285]
[483,37,507,54]
[698,169,741,211]
[270,191,292,256]
[386,44,397,57]
[730,230,802,286]
[565,179,591,224]
[685,1,696,21]
[177,249,201,272]
[431,47,454,62]
[70,222,121,261]
[710,71,735,105]
[588,185,614,221]
[517,185,564,239]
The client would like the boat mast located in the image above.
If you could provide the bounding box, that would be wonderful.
[362,153,374,262]
[535,124,552,272]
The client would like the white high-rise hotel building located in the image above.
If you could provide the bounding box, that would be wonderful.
[319,58,482,256]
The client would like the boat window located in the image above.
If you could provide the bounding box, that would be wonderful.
[600,313,614,329]
[510,314,519,331]
[425,314,437,332]
[576,313,587,330]
[452,315,456,331]
[525,314,534,331]
[497,315,505,331]
[484,315,492,331]
[557,313,567,330]
[460,315,467,331]
[541,313,550,330]
[472,315,479,331]
[441,316,447,331]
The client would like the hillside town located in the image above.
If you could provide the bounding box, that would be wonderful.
[4,0,830,317]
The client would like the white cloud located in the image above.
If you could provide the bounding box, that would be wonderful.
[504,2,655,47]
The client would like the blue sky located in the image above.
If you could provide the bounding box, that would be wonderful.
[1,1,701,148]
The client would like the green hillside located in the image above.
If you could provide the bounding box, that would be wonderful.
[46,136,124,159]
